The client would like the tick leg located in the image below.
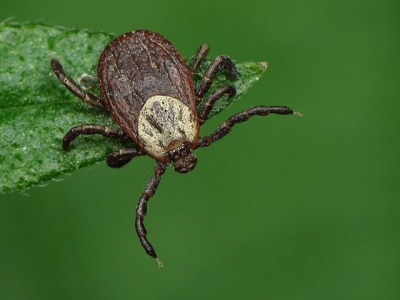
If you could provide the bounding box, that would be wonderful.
[107,148,145,168]
[198,85,236,125]
[189,43,210,73]
[135,161,168,267]
[196,55,238,99]
[51,59,105,109]
[63,124,129,150]
[196,106,296,148]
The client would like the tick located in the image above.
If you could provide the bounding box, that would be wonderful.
[51,30,300,267]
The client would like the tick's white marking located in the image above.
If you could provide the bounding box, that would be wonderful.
[138,95,197,159]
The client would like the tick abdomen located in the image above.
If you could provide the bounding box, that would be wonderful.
[138,95,198,160]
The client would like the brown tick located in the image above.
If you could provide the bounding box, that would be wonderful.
[51,30,300,267]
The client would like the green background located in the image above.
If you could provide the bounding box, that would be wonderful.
[1,0,399,299]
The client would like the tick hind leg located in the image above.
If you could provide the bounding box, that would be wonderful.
[51,59,105,109]
[196,106,297,148]
[196,55,238,99]
[62,124,129,150]
[135,161,168,267]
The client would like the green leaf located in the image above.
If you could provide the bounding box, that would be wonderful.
[0,22,268,193]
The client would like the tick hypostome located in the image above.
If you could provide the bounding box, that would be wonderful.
[51,30,301,267]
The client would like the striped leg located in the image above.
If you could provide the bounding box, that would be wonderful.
[189,43,210,74]
[196,55,237,99]
[62,124,128,150]
[51,59,105,109]
[135,161,168,267]
[198,85,236,125]
[196,106,298,148]
[106,148,146,168]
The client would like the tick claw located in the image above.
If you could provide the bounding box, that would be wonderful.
[156,258,164,268]
[294,111,304,117]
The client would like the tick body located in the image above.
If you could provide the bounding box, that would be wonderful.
[98,31,200,165]
[51,30,299,267]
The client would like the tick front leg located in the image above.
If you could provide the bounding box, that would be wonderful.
[51,59,105,109]
[62,124,129,150]
[135,161,167,267]
[107,148,146,168]
[196,55,238,99]
[196,106,297,148]
[189,43,210,73]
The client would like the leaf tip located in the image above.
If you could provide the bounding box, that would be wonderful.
[260,61,268,71]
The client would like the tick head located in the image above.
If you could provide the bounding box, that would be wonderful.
[169,142,197,173]
[173,152,197,173]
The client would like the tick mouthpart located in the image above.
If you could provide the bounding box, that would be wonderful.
[169,142,197,173]
[173,152,197,173]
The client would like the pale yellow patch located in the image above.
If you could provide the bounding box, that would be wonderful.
[138,96,197,159]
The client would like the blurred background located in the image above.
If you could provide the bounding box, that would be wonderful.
[1,0,399,299]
